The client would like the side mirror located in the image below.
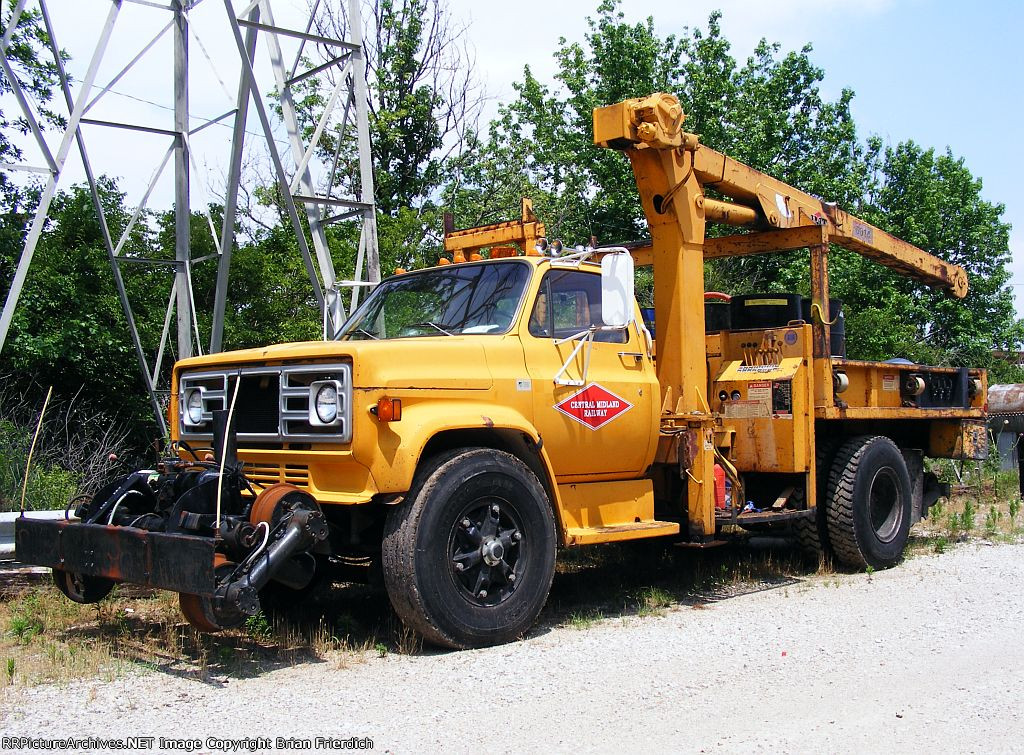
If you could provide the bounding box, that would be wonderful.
[601,250,634,328]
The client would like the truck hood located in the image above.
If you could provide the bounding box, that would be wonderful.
[176,338,493,390]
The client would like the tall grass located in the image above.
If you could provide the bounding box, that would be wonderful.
[0,384,129,512]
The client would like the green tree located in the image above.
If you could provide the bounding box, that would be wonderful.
[306,0,483,272]
[448,4,865,247]
[3,179,167,447]
[175,206,323,350]
[1,0,68,302]
[837,140,1022,374]
[449,1,1020,370]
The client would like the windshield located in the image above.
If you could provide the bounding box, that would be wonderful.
[338,261,531,340]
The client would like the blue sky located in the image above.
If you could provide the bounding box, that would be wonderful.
[21,0,1024,314]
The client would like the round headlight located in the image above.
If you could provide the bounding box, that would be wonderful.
[185,389,203,425]
[315,384,339,424]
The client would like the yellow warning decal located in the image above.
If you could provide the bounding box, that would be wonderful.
[745,298,790,307]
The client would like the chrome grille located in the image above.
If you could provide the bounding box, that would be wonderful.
[179,363,352,444]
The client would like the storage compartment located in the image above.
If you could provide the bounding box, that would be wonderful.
[730,294,803,330]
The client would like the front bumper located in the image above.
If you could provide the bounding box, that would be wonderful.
[15,518,217,595]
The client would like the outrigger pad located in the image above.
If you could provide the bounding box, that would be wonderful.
[15,518,217,596]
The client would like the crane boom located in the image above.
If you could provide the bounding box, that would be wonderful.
[594,93,968,298]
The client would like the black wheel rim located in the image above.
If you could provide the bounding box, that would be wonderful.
[448,496,525,607]
[868,467,902,542]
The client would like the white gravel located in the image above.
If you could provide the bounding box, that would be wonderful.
[3,542,1023,753]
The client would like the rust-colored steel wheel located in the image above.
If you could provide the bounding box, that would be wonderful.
[248,483,327,610]
[249,483,304,527]
[179,553,244,632]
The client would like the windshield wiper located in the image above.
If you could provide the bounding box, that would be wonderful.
[408,321,455,336]
[352,328,379,340]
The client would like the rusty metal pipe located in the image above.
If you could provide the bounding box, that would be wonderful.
[987,383,1024,415]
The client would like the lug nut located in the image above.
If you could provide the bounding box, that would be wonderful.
[454,562,465,572]
[461,518,471,528]
[491,504,500,515]
[512,531,522,542]
[478,589,488,599]
[508,573,516,582]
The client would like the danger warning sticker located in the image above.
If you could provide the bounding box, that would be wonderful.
[554,383,633,430]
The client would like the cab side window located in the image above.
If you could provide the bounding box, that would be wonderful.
[528,269,627,344]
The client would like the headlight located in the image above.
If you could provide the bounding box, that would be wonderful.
[314,383,339,424]
[185,389,203,425]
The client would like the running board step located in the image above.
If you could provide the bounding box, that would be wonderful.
[564,520,680,546]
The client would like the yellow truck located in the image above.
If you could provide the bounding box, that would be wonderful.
[16,93,987,648]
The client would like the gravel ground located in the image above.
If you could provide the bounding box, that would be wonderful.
[2,542,1023,753]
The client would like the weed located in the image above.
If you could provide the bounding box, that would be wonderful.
[309,621,343,658]
[636,586,673,616]
[395,624,422,656]
[961,500,976,532]
[946,510,961,538]
[567,609,604,630]
[865,565,875,580]
[815,552,835,576]
[984,506,1002,536]
[1010,498,1021,529]
[934,536,949,554]
[375,642,388,658]
[7,614,44,644]
[245,611,272,640]
[5,658,14,684]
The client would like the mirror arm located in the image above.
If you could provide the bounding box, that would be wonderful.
[553,329,595,386]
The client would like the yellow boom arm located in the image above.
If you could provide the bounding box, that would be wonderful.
[594,93,968,298]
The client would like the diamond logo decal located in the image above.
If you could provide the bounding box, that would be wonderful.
[554,383,633,430]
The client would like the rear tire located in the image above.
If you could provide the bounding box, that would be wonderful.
[793,440,837,560]
[825,435,912,569]
[382,448,557,649]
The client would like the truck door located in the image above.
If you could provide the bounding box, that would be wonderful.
[523,267,658,479]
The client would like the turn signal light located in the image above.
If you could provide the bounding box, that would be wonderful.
[375,397,402,422]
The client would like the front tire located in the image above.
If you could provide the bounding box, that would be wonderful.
[382,448,557,649]
[825,435,912,569]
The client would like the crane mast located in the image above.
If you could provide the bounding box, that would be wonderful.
[593,92,974,539]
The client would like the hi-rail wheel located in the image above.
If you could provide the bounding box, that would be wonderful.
[249,483,328,608]
[179,554,246,632]
[52,569,115,604]
[382,448,557,649]
[825,435,912,570]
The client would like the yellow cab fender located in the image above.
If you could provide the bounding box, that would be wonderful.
[359,396,566,537]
